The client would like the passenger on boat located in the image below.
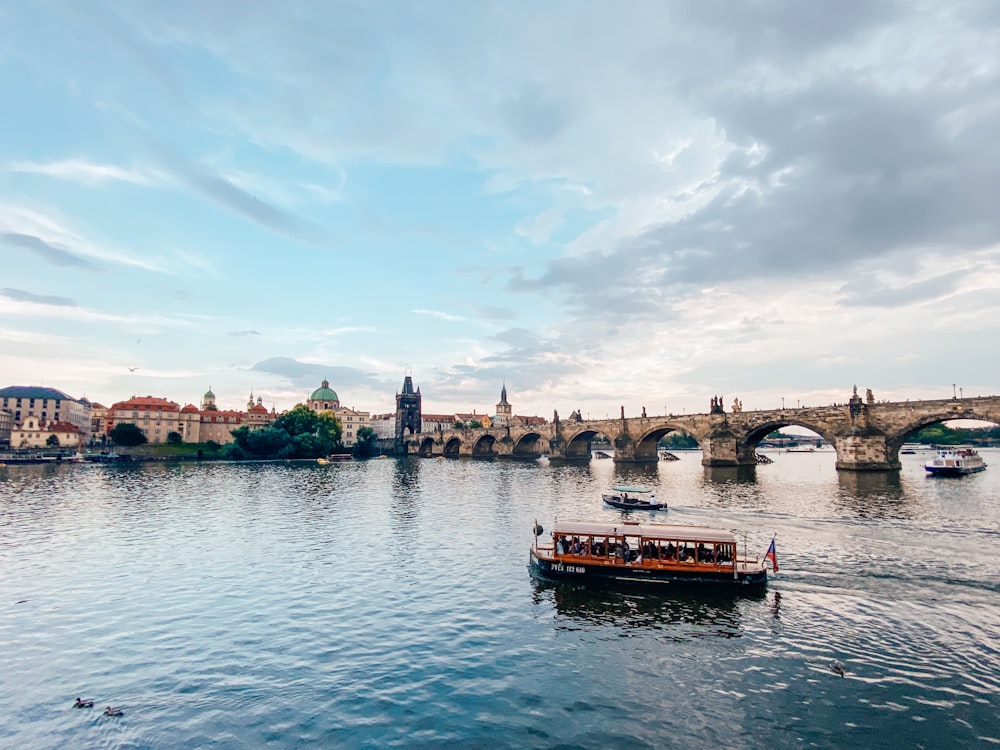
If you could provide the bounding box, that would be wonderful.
[571,537,584,554]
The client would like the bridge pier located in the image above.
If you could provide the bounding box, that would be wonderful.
[834,434,901,471]
[701,434,757,467]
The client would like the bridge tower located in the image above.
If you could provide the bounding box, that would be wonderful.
[395,374,421,453]
[494,382,512,428]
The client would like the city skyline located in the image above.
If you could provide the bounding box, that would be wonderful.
[2,3,998,418]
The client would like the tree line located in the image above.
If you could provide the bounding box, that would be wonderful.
[108,404,381,459]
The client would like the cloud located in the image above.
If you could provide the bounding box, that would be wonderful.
[144,141,326,245]
[8,159,155,186]
[250,356,383,391]
[228,329,261,337]
[0,287,76,307]
[837,270,968,308]
[412,309,463,322]
[0,232,96,269]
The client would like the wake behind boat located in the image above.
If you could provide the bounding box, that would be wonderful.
[925,447,987,476]
[528,519,770,589]
[601,485,666,511]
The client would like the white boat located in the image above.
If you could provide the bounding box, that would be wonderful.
[924,447,987,476]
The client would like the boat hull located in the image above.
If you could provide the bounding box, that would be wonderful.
[528,548,766,589]
[925,465,986,476]
[601,496,666,511]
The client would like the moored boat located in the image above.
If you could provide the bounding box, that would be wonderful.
[528,519,769,588]
[601,485,666,511]
[924,447,986,476]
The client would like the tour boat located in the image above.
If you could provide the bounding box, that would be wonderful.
[528,519,769,588]
[924,447,987,476]
[601,485,666,511]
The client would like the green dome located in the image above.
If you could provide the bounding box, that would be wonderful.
[204,387,215,398]
[310,379,338,402]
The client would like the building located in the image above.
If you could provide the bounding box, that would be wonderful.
[421,413,454,433]
[305,379,369,448]
[395,374,421,440]
[177,388,276,444]
[494,382,512,427]
[0,385,92,441]
[244,392,276,431]
[0,409,12,447]
[369,413,395,439]
[454,411,491,428]
[107,396,181,444]
[337,406,369,447]
[9,415,84,449]
[307,379,340,412]
[79,398,108,445]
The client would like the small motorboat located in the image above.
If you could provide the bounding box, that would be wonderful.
[601,485,666,511]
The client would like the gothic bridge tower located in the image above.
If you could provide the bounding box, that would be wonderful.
[395,374,421,443]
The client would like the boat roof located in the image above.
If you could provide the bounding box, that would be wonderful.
[551,520,737,543]
[610,484,653,493]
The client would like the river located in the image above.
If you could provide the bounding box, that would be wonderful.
[1,449,997,749]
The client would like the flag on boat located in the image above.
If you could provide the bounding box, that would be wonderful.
[764,537,779,573]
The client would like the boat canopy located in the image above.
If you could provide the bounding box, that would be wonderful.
[610,484,653,494]
[552,520,736,544]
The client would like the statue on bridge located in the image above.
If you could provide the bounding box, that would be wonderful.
[569,409,582,422]
[732,397,743,413]
[710,395,725,414]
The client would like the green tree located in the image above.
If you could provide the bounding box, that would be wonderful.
[110,423,148,447]
[352,426,378,458]
[46,434,60,447]
[228,406,342,459]
[166,431,183,444]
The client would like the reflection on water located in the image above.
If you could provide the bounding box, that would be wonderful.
[533,579,764,638]
[2,455,998,750]
[701,465,758,485]
[835,470,911,519]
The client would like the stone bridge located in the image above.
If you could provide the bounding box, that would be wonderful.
[403,392,1000,471]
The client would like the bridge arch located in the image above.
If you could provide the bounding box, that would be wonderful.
[511,431,545,459]
[443,436,462,458]
[418,436,436,458]
[631,425,702,461]
[471,434,497,458]
[560,427,606,459]
[886,410,999,460]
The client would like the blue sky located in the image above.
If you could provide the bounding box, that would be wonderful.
[1,1,998,418]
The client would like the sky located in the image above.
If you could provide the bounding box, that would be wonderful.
[1,1,999,420]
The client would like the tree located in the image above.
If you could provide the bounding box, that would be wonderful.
[110,423,148,447]
[352,426,378,458]
[228,405,343,460]
[46,434,60,447]
[166,431,183,444]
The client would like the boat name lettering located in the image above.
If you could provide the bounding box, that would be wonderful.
[552,563,585,574]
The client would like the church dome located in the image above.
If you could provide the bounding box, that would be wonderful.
[310,379,338,402]
[204,387,215,399]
